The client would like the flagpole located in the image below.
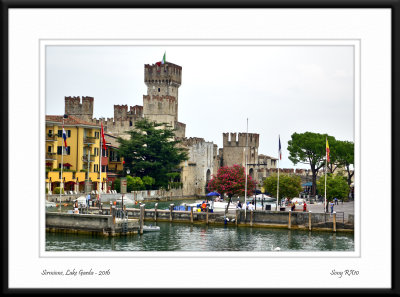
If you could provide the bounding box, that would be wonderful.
[277,136,280,211]
[324,137,328,213]
[59,117,65,213]
[99,122,102,202]
[244,118,248,219]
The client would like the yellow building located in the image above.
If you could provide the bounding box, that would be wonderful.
[45,115,107,194]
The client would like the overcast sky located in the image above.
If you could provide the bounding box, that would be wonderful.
[46,45,354,169]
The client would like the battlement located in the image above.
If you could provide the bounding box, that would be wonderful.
[223,132,259,147]
[180,137,206,146]
[64,96,94,121]
[144,62,182,87]
[114,104,143,120]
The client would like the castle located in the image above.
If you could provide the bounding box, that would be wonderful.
[63,59,286,196]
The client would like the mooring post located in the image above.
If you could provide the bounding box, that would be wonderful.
[309,210,312,231]
[154,203,158,221]
[140,204,144,235]
[112,205,116,225]
[206,206,209,225]
[190,206,193,223]
[235,209,239,226]
[288,210,292,229]
[250,210,253,227]
[170,204,174,222]
[333,211,337,232]
[185,204,188,211]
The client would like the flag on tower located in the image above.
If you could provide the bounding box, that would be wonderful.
[326,138,330,163]
[278,135,282,160]
[62,127,67,148]
[101,122,107,151]
[156,52,166,66]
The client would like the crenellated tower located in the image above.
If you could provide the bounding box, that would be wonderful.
[143,61,184,135]
[64,96,94,122]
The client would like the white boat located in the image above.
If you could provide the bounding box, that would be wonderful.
[75,196,87,207]
[143,225,160,232]
[249,194,276,202]
[45,201,57,208]
[116,196,135,205]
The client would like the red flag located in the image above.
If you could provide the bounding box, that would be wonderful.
[101,122,107,151]
[326,138,330,163]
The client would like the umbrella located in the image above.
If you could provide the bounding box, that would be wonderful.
[207,192,220,196]
[254,189,262,194]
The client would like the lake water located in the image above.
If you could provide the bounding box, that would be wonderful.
[46,221,354,252]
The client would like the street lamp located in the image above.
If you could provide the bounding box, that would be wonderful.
[126,168,130,176]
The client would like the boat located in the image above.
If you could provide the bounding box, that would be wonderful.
[116,196,135,205]
[75,195,88,207]
[45,201,57,208]
[143,225,160,232]
[249,194,276,202]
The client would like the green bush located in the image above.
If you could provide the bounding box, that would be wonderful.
[169,182,183,189]
[54,187,64,194]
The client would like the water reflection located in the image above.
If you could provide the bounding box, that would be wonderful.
[46,221,354,252]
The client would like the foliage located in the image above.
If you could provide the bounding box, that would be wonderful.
[54,187,64,194]
[169,182,183,189]
[207,165,257,212]
[316,174,350,201]
[287,132,335,196]
[117,118,188,189]
[114,178,120,192]
[127,176,145,191]
[263,174,303,201]
[334,140,354,185]
[142,175,156,190]
[46,187,49,194]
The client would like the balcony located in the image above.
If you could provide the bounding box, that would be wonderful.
[83,136,97,145]
[46,134,57,141]
[45,152,57,161]
[82,155,95,162]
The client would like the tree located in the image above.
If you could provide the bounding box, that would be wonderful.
[142,175,156,190]
[287,132,335,197]
[127,176,145,191]
[117,118,188,189]
[335,140,354,186]
[317,173,350,210]
[207,165,257,213]
[263,174,302,203]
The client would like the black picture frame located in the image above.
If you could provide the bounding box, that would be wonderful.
[2,0,399,295]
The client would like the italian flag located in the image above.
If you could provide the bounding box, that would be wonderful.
[156,52,166,66]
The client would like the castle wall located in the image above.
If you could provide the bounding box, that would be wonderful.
[64,96,94,122]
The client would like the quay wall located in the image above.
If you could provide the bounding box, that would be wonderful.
[100,208,353,231]
[46,212,139,236]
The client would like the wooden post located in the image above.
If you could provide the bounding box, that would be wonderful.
[206,206,209,225]
[235,209,239,226]
[333,211,337,232]
[112,205,116,225]
[170,204,174,222]
[154,203,158,221]
[288,210,291,229]
[250,210,253,227]
[185,204,188,211]
[309,210,312,231]
[139,204,144,235]
[190,206,193,223]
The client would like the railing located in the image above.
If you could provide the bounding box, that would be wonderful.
[83,136,97,144]
[46,134,57,141]
[45,152,57,160]
[82,155,95,162]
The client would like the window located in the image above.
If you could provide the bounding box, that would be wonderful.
[94,164,99,172]
[101,165,107,173]
[57,146,70,155]
[158,88,160,92]
[58,129,71,137]
[47,146,52,153]
[95,131,100,139]
[94,148,99,156]
[129,120,132,126]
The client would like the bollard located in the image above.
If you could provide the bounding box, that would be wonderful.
[235,209,239,226]
[250,210,253,226]
[309,210,312,231]
[140,204,144,235]
[190,206,193,223]
[154,203,158,221]
[206,206,209,225]
[169,204,174,222]
[288,210,291,229]
[333,211,337,232]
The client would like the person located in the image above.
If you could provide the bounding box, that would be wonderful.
[237,200,242,209]
[334,197,338,205]
[291,202,296,212]
[303,201,307,212]
[74,200,79,214]
[330,201,334,214]
[86,194,90,208]
[201,201,207,212]
[248,202,254,211]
